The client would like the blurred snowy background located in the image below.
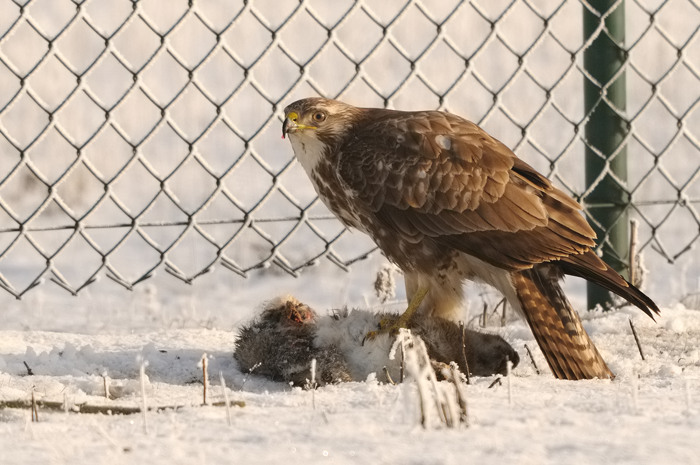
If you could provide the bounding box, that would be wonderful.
[0,0,698,329]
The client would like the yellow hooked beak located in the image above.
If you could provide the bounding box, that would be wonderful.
[282,111,316,138]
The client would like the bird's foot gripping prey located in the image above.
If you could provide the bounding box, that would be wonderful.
[363,287,429,343]
[282,97,660,381]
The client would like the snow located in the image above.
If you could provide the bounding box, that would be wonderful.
[1,266,699,465]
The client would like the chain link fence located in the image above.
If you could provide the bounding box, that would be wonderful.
[0,0,698,300]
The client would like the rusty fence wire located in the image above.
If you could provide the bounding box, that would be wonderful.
[0,0,698,299]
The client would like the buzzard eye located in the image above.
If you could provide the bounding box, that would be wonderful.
[312,111,326,122]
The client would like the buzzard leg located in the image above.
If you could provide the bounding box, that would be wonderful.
[363,287,430,343]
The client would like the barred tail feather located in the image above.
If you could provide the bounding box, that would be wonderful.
[560,250,659,319]
[512,268,614,380]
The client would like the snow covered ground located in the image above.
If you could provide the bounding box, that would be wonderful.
[1,261,699,465]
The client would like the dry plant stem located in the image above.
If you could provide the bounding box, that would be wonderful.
[629,219,638,286]
[524,344,541,375]
[212,400,246,408]
[383,367,396,385]
[139,360,148,434]
[421,339,449,427]
[500,299,508,326]
[488,377,502,389]
[629,319,646,361]
[433,384,450,427]
[489,298,507,324]
[103,375,110,399]
[310,358,317,410]
[506,357,512,406]
[201,354,209,405]
[416,378,427,428]
[240,362,261,391]
[399,330,464,429]
[450,363,468,426]
[459,322,471,384]
[1,399,245,415]
[398,331,429,428]
[440,402,453,428]
[31,391,38,422]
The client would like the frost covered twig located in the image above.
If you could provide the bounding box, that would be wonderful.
[239,362,261,391]
[31,391,38,422]
[393,329,466,429]
[103,372,110,399]
[383,366,396,385]
[220,371,232,426]
[310,358,317,410]
[449,363,469,426]
[459,321,471,384]
[506,356,513,407]
[2,394,244,416]
[139,358,149,434]
[0,398,190,415]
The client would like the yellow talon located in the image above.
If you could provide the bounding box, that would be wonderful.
[363,287,430,344]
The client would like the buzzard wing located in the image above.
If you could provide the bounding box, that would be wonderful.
[337,110,596,271]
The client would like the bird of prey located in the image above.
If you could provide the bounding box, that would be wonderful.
[281,97,659,380]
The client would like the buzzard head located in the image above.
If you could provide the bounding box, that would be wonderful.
[282,98,362,171]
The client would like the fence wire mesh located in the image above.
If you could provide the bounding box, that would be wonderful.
[0,0,698,299]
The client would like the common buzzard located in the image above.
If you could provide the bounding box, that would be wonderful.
[282,97,658,380]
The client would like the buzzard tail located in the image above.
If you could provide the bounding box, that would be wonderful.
[511,268,614,380]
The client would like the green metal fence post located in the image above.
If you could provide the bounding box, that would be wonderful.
[583,0,630,310]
